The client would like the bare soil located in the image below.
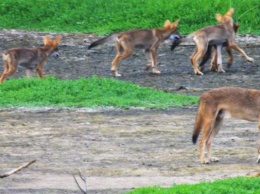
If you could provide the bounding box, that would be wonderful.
[0,30,260,194]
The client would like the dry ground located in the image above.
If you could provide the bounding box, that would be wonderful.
[0,30,260,193]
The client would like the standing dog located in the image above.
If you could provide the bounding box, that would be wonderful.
[192,87,260,164]
[88,19,180,77]
[0,35,62,83]
[190,8,253,75]
[199,23,240,72]
[171,8,253,75]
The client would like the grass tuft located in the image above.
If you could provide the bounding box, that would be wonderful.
[127,177,260,194]
[0,76,198,108]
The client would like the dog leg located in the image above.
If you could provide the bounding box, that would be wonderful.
[26,69,32,78]
[190,37,205,75]
[144,49,152,70]
[191,51,204,75]
[206,110,224,162]
[225,46,233,68]
[0,62,16,83]
[111,42,123,77]
[111,42,133,77]
[200,118,217,164]
[229,43,254,62]
[149,48,160,75]
[0,60,9,83]
[199,122,213,164]
[216,44,225,73]
[199,45,212,71]
[210,48,218,71]
[36,67,43,78]
[36,62,46,78]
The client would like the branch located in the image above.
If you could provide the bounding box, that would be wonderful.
[72,170,87,194]
[0,159,36,179]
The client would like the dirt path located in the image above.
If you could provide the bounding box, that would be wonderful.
[0,30,260,193]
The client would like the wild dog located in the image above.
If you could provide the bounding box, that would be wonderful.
[88,20,180,77]
[199,23,240,72]
[172,8,253,75]
[192,86,260,164]
[0,35,62,83]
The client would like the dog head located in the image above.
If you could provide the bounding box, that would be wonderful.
[215,8,234,26]
[163,19,181,45]
[43,35,62,58]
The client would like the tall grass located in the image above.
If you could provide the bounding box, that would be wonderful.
[0,0,259,34]
[0,76,198,108]
[128,177,260,194]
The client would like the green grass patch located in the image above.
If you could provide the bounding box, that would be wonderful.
[127,177,260,194]
[0,0,259,34]
[0,76,198,108]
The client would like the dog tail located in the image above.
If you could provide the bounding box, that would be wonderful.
[199,45,213,67]
[192,98,204,144]
[88,34,116,49]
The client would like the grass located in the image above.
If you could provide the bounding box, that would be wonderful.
[127,177,260,194]
[0,0,259,34]
[0,76,198,108]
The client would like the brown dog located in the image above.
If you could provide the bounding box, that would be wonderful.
[88,20,180,77]
[190,8,253,75]
[0,35,62,83]
[199,23,240,72]
[193,87,260,164]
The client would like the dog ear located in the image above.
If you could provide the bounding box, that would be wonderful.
[171,19,180,28]
[53,35,62,46]
[215,13,223,23]
[225,8,234,17]
[164,20,171,28]
[43,35,52,46]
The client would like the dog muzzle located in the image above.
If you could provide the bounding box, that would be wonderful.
[169,34,180,41]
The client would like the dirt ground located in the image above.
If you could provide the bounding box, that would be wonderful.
[0,30,260,193]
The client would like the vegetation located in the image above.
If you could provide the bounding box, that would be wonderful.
[0,0,259,35]
[127,177,260,194]
[0,76,198,108]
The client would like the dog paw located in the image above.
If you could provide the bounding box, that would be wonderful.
[210,157,219,162]
[201,159,210,164]
[152,69,161,74]
[112,71,121,77]
[195,70,203,75]
[218,69,225,73]
[247,57,254,62]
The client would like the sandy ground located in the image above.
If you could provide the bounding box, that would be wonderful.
[0,30,260,193]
